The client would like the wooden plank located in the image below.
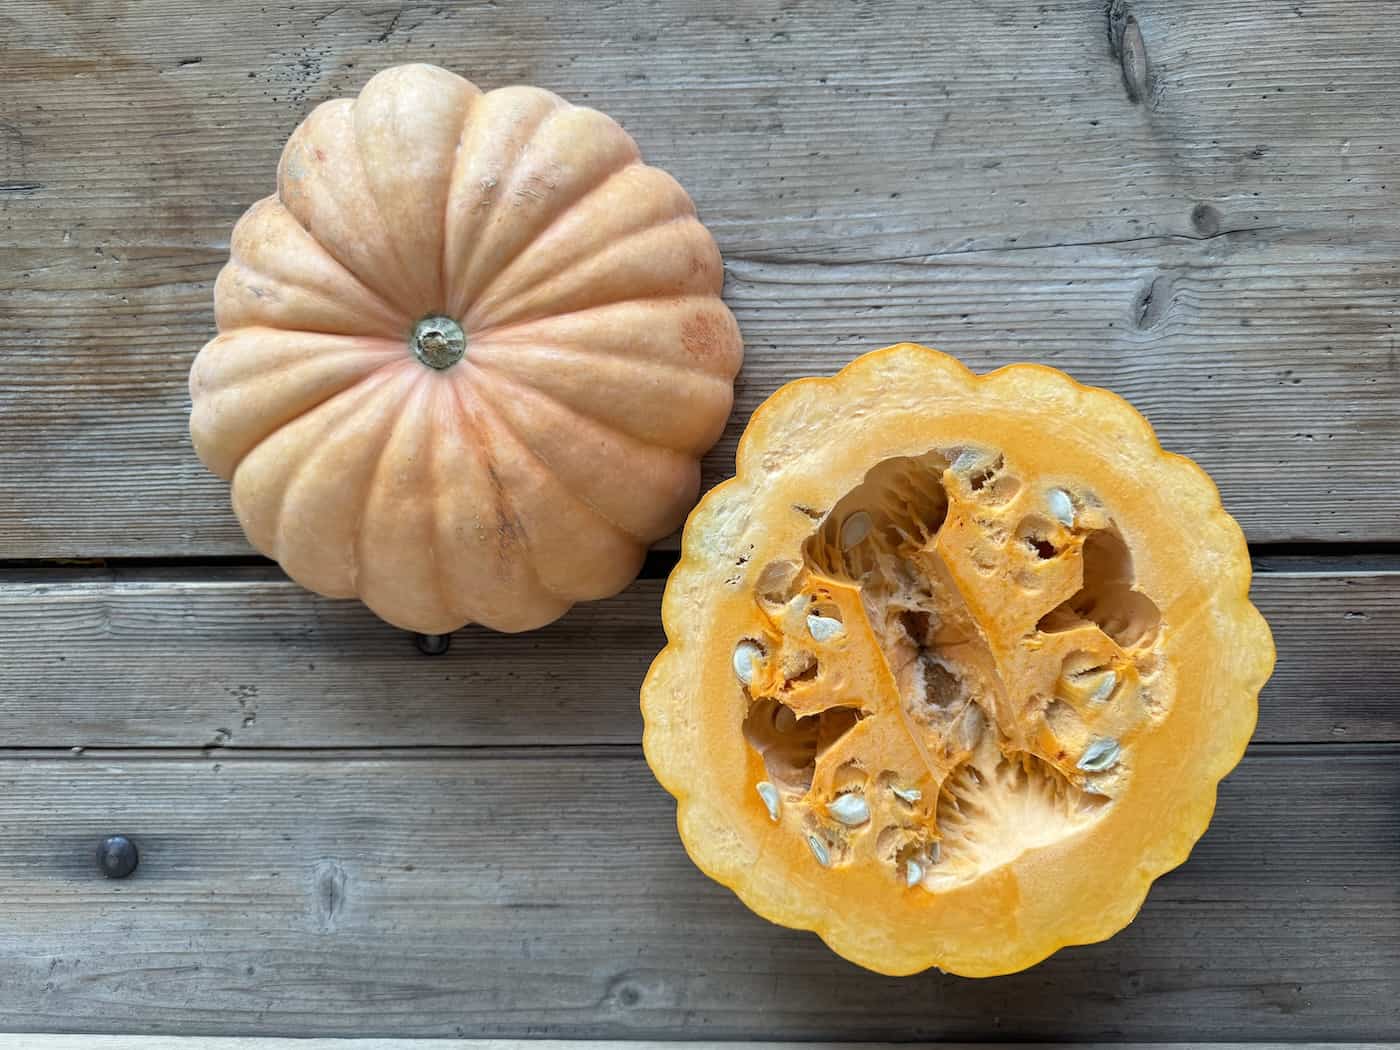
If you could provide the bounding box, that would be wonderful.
[0,567,1393,749]
[3,0,1400,555]
[0,1047,1329,1050]
[16,1043,1400,1050]
[0,748,1394,1038]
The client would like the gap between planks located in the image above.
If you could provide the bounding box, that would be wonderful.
[0,564,1395,749]
[9,1041,1400,1050]
[3,543,1400,579]
[0,742,1393,762]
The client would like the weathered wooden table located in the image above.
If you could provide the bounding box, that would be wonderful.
[2,0,1398,1045]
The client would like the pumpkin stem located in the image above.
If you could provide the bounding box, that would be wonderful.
[411,315,467,370]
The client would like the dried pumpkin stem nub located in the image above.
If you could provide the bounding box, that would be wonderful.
[411,315,467,370]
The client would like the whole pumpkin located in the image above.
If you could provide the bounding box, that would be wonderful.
[642,343,1274,976]
[190,64,741,633]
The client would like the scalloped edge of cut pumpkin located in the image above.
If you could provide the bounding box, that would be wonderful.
[640,342,1275,978]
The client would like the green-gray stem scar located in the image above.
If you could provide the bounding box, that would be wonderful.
[412,315,467,370]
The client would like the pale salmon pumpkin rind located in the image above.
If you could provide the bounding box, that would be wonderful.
[641,342,1274,977]
[190,63,742,635]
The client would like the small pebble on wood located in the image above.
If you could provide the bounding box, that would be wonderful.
[96,835,139,879]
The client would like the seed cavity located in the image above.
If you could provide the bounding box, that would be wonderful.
[756,781,781,822]
[806,613,844,642]
[1047,488,1075,526]
[1088,670,1118,704]
[1077,737,1122,772]
[749,445,1138,892]
[733,640,763,685]
[840,511,872,550]
[827,793,870,826]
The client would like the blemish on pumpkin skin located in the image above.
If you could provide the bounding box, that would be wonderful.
[681,311,722,358]
[483,462,525,563]
[313,147,327,163]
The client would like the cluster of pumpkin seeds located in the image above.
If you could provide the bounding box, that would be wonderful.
[732,445,1166,890]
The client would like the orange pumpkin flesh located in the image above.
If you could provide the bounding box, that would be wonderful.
[190,64,741,633]
[642,343,1274,977]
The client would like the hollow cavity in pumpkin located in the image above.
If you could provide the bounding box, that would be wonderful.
[642,343,1273,976]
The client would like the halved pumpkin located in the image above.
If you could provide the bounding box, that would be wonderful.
[641,343,1274,976]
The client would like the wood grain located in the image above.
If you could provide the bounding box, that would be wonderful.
[0,566,1392,749]
[15,1043,1400,1050]
[18,1043,1400,1050]
[3,0,1400,555]
[0,747,1394,1039]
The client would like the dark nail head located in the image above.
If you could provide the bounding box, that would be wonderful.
[415,633,452,656]
[97,835,139,879]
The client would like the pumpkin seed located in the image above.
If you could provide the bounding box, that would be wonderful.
[905,858,924,887]
[1047,488,1075,526]
[732,640,763,685]
[756,781,781,822]
[890,784,922,805]
[806,612,844,642]
[951,448,985,473]
[827,793,870,825]
[1088,670,1118,704]
[840,511,872,550]
[806,833,831,867]
[1077,737,1121,772]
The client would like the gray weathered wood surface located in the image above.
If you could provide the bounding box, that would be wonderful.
[3,0,1400,551]
[0,748,1396,1039]
[0,566,1394,748]
[19,1044,1400,1050]
[1,0,1398,1042]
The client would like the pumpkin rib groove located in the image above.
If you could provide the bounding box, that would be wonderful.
[450,376,585,607]
[355,65,483,314]
[468,212,698,331]
[468,360,698,539]
[457,101,644,316]
[442,89,568,320]
[220,199,410,340]
[215,350,410,482]
[464,156,653,324]
[350,100,434,312]
[420,380,473,626]
[476,311,741,381]
[462,363,651,550]
[466,344,733,455]
[190,332,403,480]
[474,291,726,350]
[285,220,409,336]
[278,100,416,314]
[193,330,402,397]
[245,364,404,578]
[442,376,533,609]
[438,91,479,312]
[348,369,425,597]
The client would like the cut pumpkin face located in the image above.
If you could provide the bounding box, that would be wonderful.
[641,343,1274,976]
